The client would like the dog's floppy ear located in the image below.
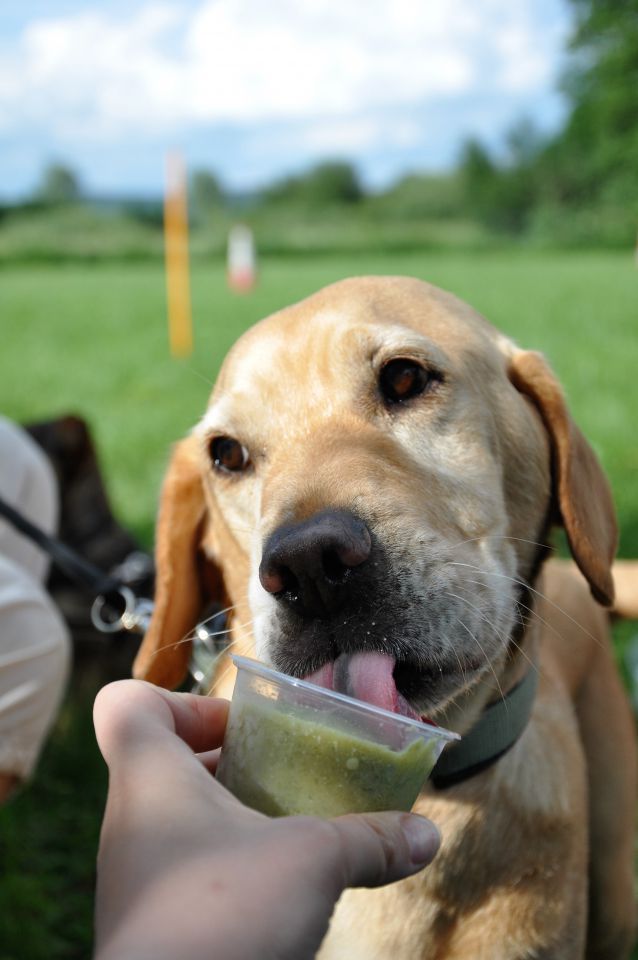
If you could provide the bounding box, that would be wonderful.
[508,350,617,606]
[133,435,217,689]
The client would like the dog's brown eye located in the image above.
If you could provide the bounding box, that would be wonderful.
[210,436,250,474]
[379,359,433,404]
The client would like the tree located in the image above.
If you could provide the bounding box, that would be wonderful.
[506,117,543,169]
[302,161,363,206]
[458,131,541,234]
[265,161,363,208]
[191,169,224,217]
[36,163,81,204]
[458,139,499,225]
[373,173,463,221]
[544,0,638,221]
[455,4,638,243]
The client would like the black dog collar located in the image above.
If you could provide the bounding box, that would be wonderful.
[430,667,539,789]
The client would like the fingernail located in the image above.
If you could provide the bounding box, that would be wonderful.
[400,815,441,865]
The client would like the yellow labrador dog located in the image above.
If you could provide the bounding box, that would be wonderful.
[134,277,636,959]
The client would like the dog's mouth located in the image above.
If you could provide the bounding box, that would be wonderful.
[301,650,480,723]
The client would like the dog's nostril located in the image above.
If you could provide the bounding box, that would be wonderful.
[279,566,299,600]
[260,567,285,594]
[322,549,349,584]
[260,564,299,598]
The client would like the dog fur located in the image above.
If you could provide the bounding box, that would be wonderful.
[133,276,637,959]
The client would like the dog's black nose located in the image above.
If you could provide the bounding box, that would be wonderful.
[259,510,371,618]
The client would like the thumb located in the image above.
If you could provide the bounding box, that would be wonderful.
[326,812,440,890]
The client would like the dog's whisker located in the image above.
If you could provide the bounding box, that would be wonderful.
[446,561,606,651]
[196,602,240,628]
[194,621,247,641]
[456,576,546,652]
[502,630,543,681]
[149,630,203,659]
[444,586,511,647]
[449,534,553,552]
[199,586,253,623]
[206,615,256,639]
[147,601,255,662]
[448,584,544,681]
[461,572,568,653]
[210,630,256,694]
[191,636,240,697]
[186,364,216,389]
[201,634,251,695]
[453,613,507,707]
[512,598,581,672]
[449,641,468,687]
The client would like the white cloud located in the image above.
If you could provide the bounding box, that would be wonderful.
[287,115,423,156]
[181,0,477,122]
[0,0,565,142]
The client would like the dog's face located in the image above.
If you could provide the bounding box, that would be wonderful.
[195,279,551,717]
[133,277,616,719]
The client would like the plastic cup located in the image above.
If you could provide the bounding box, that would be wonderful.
[216,654,460,818]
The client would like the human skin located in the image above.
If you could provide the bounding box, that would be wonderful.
[93,680,441,960]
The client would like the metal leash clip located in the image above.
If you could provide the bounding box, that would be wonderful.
[91,586,155,636]
[91,590,229,694]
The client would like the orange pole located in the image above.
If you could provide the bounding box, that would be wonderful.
[164,151,193,357]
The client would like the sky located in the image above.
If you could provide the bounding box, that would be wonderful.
[0,0,572,200]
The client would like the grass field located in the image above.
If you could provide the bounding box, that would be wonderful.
[1,251,637,958]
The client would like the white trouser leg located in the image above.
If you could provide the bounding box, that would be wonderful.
[0,418,70,781]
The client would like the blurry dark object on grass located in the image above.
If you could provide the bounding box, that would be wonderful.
[24,414,153,684]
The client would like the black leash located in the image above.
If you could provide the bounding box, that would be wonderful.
[0,492,120,597]
[0,492,153,635]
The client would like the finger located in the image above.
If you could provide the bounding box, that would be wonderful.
[156,688,229,754]
[94,680,229,764]
[326,812,440,890]
[196,746,222,774]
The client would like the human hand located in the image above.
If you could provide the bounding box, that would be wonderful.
[93,679,440,960]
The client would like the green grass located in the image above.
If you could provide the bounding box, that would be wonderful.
[0,252,637,958]
[0,695,107,960]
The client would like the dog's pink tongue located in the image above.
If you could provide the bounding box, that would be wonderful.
[305,652,419,719]
[334,651,399,711]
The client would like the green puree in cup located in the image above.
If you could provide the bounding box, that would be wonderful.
[216,698,437,818]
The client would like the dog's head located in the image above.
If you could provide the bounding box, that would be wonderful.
[133,276,616,721]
